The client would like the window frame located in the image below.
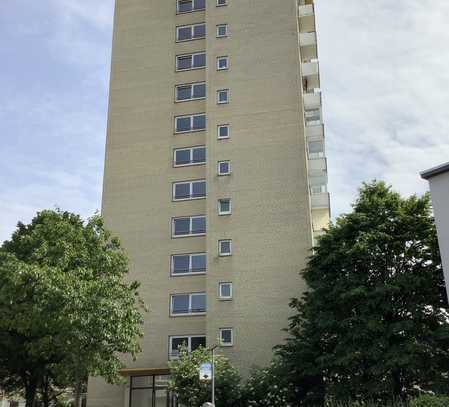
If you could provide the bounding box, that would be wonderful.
[217,89,230,105]
[170,292,207,316]
[173,146,206,167]
[216,56,229,71]
[169,335,206,359]
[218,198,232,215]
[172,215,206,238]
[175,113,206,134]
[219,328,234,346]
[217,160,231,176]
[216,0,227,6]
[171,252,207,276]
[218,239,232,256]
[176,23,206,42]
[175,82,206,102]
[172,179,206,201]
[176,0,206,14]
[217,124,230,140]
[176,51,206,72]
[218,282,233,300]
[216,24,228,38]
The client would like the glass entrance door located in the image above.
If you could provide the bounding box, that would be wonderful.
[130,374,176,407]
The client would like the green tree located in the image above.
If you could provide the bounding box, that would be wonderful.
[0,210,145,407]
[277,181,449,404]
[168,347,242,407]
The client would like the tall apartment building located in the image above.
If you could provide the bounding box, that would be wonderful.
[88,0,330,406]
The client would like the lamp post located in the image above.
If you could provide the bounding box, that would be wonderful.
[210,345,218,406]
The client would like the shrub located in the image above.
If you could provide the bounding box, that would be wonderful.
[410,395,449,407]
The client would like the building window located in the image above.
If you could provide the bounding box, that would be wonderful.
[218,239,232,256]
[219,328,233,346]
[217,0,227,6]
[217,89,229,104]
[173,180,206,201]
[218,199,231,215]
[176,23,206,42]
[175,82,206,102]
[174,146,206,167]
[217,124,230,140]
[171,253,206,276]
[176,52,206,71]
[172,216,206,237]
[218,282,233,300]
[217,161,231,175]
[169,335,206,359]
[216,56,229,71]
[216,24,228,38]
[311,184,327,195]
[177,0,206,13]
[175,114,206,133]
[170,293,206,316]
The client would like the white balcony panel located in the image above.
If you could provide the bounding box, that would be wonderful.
[300,32,317,47]
[306,124,324,142]
[309,174,328,187]
[298,4,314,18]
[311,192,330,210]
[298,5,316,33]
[308,157,327,174]
[302,61,320,90]
[304,92,321,110]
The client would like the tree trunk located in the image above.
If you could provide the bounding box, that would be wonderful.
[392,369,405,401]
[42,375,50,407]
[25,379,38,407]
[74,380,82,407]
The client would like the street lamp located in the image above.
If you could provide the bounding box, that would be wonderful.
[200,345,218,407]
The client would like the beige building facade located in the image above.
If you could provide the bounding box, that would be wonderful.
[88,0,330,406]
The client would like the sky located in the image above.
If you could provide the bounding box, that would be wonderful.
[0,0,448,242]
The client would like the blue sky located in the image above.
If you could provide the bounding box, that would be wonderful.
[1,0,449,242]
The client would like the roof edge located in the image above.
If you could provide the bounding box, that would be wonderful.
[421,162,449,180]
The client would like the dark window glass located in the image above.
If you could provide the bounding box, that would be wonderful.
[218,90,228,103]
[217,25,227,37]
[221,329,232,343]
[175,183,190,199]
[217,0,227,5]
[171,337,188,352]
[174,218,190,235]
[132,376,153,388]
[219,199,231,213]
[177,27,192,41]
[194,0,206,10]
[192,181,206,198]
[192,147,206,163]
[193,115,206,130]
[191,294,206,313]
[176,85,192,101]
[218,57,228,69]
[218,126,229,138]
[192,217,206,234]
[173,255,190,273]
[191,254,206,272]
[191,336,206,351]
[177,55,192,70]
[193,83,206,98]
[219,162,230,174]
[172,295,189,314]
[220,284,231,297]
[194,24,206,38]
[178,0,193,12]
[176,117,191,132]
[193,53,206,68]
[220,240,231,254]
[175,149,191,165]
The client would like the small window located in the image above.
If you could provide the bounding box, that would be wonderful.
[217,0,227,6]
[216,24,228,38]
[219,328,233,346]
[217,89,229,104]
[176,82,206,102]
[175,114,206,133]
[216,56,229,71]
[172,216,206,237]
[177,0,205,13]
[219,239,232,256]
[171,253,206,275]
[173,180,206,201]
[217,125,230,140]
[176,52,206,71]
[219,282,233,300]
[218,199,231,215]
[171,293,206,316]
[217,161,231,175]
[174,146,206,167]
[176,23,206,42]
[169,335,206,359]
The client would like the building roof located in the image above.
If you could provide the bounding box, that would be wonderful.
[421,162,449,180]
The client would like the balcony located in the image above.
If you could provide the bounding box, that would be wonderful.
[298,4,316,33]
[306,124,324,142]
[308,157,327,174]
[304,107,322,127]
[302,60,320,91]
[311,192,330,210]
[304,92,321,110]
[299,32,318,60]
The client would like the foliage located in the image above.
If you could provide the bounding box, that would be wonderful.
[168,346,242,407]
[409,394,449,407]
[0,210,145,407]
[276,181,449,404]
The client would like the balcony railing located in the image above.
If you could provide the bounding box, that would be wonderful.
[302,60,320,91]
[311,192,330,210]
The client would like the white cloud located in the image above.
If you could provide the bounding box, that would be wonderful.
[316,0,449,217]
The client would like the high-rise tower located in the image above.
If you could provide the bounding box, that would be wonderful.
[88,0,329,406]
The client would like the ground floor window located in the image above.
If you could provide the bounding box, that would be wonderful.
[129,374,178,407]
